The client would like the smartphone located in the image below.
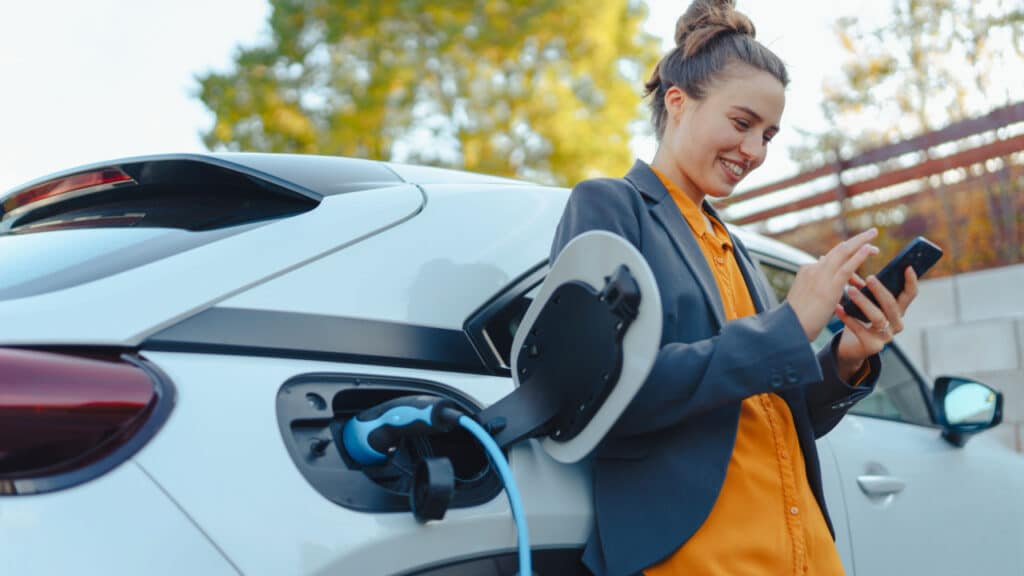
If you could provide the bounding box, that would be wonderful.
[840,236,943,322]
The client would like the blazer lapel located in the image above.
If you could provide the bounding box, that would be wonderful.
[624,160,727,330]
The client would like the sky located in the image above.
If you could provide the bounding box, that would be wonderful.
[0,0,890,193]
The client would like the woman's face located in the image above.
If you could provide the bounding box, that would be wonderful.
[662,64,785,200]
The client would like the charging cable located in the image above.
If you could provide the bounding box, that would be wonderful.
[453,412,531,576]
[342,396,531,576]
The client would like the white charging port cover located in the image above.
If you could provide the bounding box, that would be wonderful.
[511,231,661,463]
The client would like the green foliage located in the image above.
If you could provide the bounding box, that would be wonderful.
[197,0,661,186]
[789,0,1024,168]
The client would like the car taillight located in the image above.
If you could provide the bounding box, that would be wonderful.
[0,348,173,495]
[1,168,135,217]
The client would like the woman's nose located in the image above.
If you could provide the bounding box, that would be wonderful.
[738,133,765,165]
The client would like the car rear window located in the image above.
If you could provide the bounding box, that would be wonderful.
[0,158,319,301]
[0,225,262,301]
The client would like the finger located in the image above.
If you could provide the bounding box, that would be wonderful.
[849,273,867,289]
[836,243,880,283]
[824,228,879,267]
[897,267,919,312]
[866,275,904,333]
[846,285,886,328]
[835,304,883,352]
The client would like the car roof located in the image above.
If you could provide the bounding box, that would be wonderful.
[729,226,816,267]
[208,153,529,191]
[2,152,530,200]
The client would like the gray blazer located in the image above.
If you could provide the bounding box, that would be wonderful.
[551,160,879,576]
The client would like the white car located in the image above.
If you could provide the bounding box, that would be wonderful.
[1,153,1020,575]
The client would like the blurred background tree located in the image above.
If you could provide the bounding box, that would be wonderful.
[790,0,1024,167]
[197,0,660,186]
[770,0,1024,275]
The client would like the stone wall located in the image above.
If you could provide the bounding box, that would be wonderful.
[895,263,1024,452]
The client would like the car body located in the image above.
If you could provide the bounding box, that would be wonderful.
[1,153,1021,575]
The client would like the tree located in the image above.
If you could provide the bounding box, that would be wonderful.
[789,0,1024,167]
[780,0,1024,273]
[196,0,661,186]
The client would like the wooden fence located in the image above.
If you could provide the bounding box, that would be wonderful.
[718,102,1024,277]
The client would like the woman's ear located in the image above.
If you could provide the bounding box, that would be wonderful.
[663,86,688,125]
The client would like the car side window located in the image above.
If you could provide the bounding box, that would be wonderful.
[755,258,934,427]
[847,347,934,426]
[465,263,547,373]
[759,258,797,304]
[757,259,832,351]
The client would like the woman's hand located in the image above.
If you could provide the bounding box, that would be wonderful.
[787,228,880,342]
[833,266,920,378]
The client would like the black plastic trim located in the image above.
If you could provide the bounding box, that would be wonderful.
[463,261,548,375]
[145,307,490,375]
[1,351,177,496]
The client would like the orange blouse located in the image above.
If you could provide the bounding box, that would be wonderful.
[643,168,845,576]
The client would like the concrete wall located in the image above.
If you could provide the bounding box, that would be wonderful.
[895,263,1024,452]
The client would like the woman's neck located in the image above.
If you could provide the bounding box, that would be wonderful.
[650,148,705,208]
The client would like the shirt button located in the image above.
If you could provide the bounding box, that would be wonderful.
[790,506,799,515]
[715,256,725,265]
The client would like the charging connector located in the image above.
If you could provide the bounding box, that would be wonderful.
[341,397,532,576]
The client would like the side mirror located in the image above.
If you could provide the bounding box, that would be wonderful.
[933,377,1003,447]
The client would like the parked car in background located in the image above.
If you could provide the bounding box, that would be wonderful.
[1,154,1020,575]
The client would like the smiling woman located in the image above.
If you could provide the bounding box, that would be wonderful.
[644,0,788,206]
[548,1,920,575]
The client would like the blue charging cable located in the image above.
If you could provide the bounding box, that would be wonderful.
[456,414,531,576]
[342,396,532,576]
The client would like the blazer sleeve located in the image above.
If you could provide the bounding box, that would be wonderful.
[805,332,881,438]
[739,245,883,439]
[552,179,825,440]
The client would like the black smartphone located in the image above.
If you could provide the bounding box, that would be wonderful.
[840,236,943,322]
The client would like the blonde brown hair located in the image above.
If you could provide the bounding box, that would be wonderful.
[645,0,789,139]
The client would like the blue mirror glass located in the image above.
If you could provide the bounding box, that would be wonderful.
[944,381,998,426]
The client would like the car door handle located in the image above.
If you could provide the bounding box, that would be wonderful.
[857,474,907,496]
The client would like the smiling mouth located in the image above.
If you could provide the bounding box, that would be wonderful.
[720,158,746,179]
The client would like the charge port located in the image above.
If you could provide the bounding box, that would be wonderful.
[277,374,501,513]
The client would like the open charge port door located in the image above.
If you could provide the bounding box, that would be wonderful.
[275,374,502,513]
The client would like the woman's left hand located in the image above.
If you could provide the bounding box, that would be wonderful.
[834,266,920,379]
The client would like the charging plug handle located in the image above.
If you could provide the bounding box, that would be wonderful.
[342,395,462,466]
[411,457,455,522]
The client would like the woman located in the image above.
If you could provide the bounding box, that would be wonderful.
[550,1,919,575]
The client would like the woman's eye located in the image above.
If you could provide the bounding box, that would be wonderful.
[733,118,750,130]
[763,134,775,144]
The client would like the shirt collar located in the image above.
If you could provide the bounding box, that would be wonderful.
[649,165,733,250]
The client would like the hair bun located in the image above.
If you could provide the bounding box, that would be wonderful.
[675,0,756,58]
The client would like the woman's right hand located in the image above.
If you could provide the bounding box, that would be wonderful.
[786,228,880,341]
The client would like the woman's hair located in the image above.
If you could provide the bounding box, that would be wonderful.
[644,0,789,140]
